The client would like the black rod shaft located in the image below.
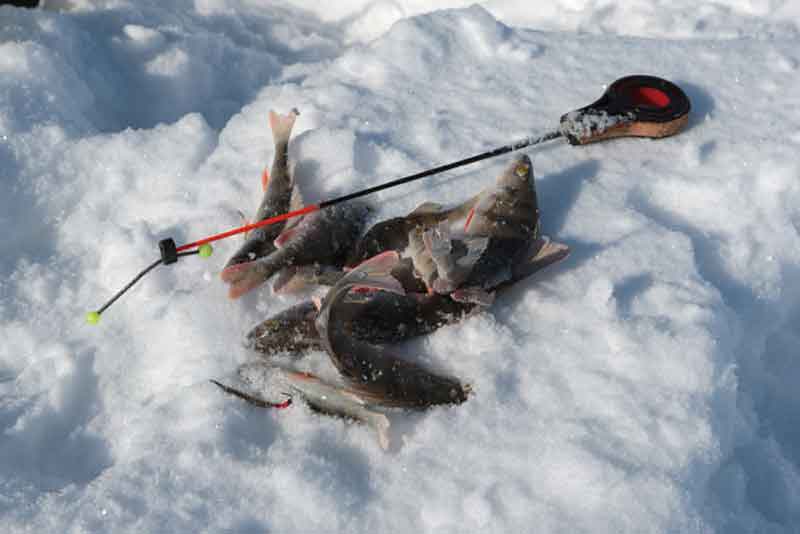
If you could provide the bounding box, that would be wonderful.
[319,130,562,208]
[96,258,162,314]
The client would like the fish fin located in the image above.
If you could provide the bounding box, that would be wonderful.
[272,265,328,293]
[530,237,570,263]
[464,192,495,233]
[220,261,248,283]
[261,167,269,192]
[456,237,489,268]
[343,251,404,296]
[269,109,298,145]
[221,261,266,299]
[451,287,495,307]
[512,237,570,281]
[410,201,443,216]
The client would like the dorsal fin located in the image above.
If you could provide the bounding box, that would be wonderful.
[410,201,443,216]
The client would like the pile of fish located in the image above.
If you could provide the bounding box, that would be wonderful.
[213,109,570,449]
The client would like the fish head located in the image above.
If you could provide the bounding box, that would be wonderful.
[495,154,534,191]
[465,155,538,238]
[224,227,276,268]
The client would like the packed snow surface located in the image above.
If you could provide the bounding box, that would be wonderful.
[2,1,800,532]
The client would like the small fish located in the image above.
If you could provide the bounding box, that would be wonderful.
[315,251,471,408]
[280,369,392,450]
[213,366,391,450]
[221,202,371,298]
[221,109,300,296]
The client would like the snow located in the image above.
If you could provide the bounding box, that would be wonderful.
[2,0,800,532]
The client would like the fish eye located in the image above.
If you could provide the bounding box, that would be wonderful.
[514,164,529,177]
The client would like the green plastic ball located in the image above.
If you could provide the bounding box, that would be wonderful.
[86,311,101,325]
[198,244,213,258]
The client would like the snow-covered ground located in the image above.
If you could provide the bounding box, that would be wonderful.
[2,1,800,532]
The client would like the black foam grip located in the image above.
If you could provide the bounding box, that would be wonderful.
[159,238,179,265]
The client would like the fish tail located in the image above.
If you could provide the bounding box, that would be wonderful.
[221,248,290,299]
[269,109,298,146]
[510,237,570,282]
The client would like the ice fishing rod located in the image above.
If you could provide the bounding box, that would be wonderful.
[87,75,690,324]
